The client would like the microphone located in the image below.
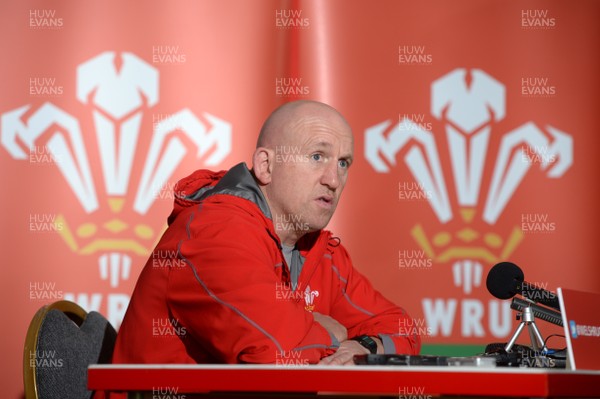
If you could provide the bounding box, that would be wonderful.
[510,297,563,326]
[486,262,561,311]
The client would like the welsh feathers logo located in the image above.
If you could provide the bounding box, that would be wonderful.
[365,68,573,338]
[1,51,232,293]
[303,285,319,312]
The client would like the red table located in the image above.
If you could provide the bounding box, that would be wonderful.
[89,364,600,398]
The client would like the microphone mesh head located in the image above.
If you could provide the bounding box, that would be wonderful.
[486,262,524,299]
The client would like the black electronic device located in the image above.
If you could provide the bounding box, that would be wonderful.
[486,262,560,311]
[353,354,449,366]
[485,261,567,359]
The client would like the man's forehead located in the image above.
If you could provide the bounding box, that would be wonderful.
[304,137,353,149]
[257,100,353,149]
[288,114,353,140]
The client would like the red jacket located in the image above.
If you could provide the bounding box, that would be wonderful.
[112,163,420,364]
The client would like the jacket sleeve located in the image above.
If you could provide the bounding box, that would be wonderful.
[165,203,338,364]
[328,244,421,355]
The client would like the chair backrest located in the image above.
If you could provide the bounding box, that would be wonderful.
[23,300,117,399]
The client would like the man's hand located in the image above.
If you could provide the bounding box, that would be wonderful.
[318,340,369,365]
[312,312,347,343]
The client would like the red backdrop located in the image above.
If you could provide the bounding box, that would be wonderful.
[1,1,599,397]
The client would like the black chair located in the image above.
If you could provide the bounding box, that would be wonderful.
[23,300,117,399]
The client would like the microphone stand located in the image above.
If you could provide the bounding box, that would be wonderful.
[504,300,547,353]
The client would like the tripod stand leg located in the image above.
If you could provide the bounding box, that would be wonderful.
[528,321,548,352]
[505,321,526,352]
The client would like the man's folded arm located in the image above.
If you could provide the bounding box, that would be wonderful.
[165,220,338,363]
[328,248,422,355]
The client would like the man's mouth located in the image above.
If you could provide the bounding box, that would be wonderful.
[316,195,334,209]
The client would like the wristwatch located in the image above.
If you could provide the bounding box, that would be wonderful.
[351,335,377,354]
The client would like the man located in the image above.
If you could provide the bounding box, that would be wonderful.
[112,100,420,365]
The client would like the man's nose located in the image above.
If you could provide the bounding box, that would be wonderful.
[320,161,340,190]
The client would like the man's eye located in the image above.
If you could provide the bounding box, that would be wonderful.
[311,154,322,161]
[339,159,349,169]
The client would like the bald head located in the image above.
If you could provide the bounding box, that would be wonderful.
[256,100,352,149]
[252,100,354,245]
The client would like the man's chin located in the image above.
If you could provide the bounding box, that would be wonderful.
[309,217,334,232]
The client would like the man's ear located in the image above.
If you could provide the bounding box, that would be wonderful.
[252,147,274,185]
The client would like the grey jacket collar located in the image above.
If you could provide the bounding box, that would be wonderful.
[184,162,272,220]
